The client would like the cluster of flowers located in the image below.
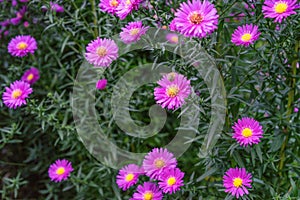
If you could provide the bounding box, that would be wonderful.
[116,148,184,199]
[0,1,64,39]
[2,35,39,109]
[221,117,264,198]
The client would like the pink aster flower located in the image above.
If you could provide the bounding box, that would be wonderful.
[262,0,298,23]
[50,2,64,13]
[99,0,120,14]
[96,79,107,90]
[154,72,191,110]
[232,117,263,147]
[85,38,118,67]
[48,159,73,182]
[169,19,177,32]
[166,33,179,44]
[158,168,184,194]
[116,0,142,20]
[8,35,37,57]
[223,167,252,198]
[21,67,40,84]
[142,148,177,179]
[173,0,219,38]
[116,164,144,191]
[120,21,149,44]
[231,24,260,47]
[2,80,33,109]
[131,182,163,200]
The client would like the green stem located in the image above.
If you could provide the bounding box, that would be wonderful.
[278,40,299,175]
[90,0,98,37]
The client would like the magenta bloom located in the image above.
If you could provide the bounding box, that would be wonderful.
[232,117,264,147]
[294,107,299,113]
[173,0,219,38]
[96,79,107,90]
[154,72,191,110]
[99,0,120,14]
[262,0,298,23]
[166,33,179,44]
[231,24,260,47]
[131,182,163,200]
[21,67,40,84]
[8,35,37,57]
[116,164,144,191]
[142,148,177,179]
[223,167,252,198]
[48,159,73,182]
[169,19,177,32]
[2,80,33,109]
[10,6,27,25]
[116,0,142,20]
[120,21,149,44]
[85,38,118,67]
[50,2,64,13]
[158,168,184,194]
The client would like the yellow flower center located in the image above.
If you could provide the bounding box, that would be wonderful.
[233,177,243,188]
[125,173,134,182]
[166,85,180,97]
[241,33,252,42]
[171,36,178,43]
[143,192,153,200]
[189,12,203,24]
[17,42,28,50]
[96,47,107,57]
[242,128,253,138]
[27,73,34,81]
[109,0,119,7]
[56,167,65,175]
[12,89,22,99]
[154,158,165,168]
[126,0,131,5]
[130,28,140,36]
[167,177,176,186]
[274,2,288,14]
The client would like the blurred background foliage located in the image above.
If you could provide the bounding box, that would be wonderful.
[0,0,299,199]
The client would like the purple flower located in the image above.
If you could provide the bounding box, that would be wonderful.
[232,117,264,147]
[131,182,163,200]
[48,159,73,182]
[85,38,118,67]
[116,0,142,20]
[120,21,149,44]
[116,164,144,191]
[173,0,219,38]
[24,21,29,28]
[0,19,10,27]
[154,72,191,110]
[231,24,260,47]
[8,35,37,57]
[142,148,177,179]
[96,79,107,90]
[158,168,184,194]
[223,167,252,198]
[169,19,177,32]
[294,107,299,113]
[2,80,33,109]
[99,0,120,14]
[21,67,40,84]
[50,2,64,13]
[166,33,179,44]
[262,0,298,23]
